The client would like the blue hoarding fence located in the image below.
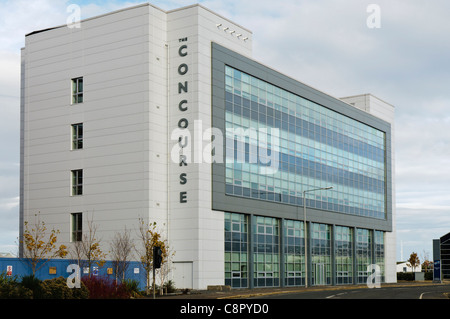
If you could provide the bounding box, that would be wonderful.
[0,257,148,290]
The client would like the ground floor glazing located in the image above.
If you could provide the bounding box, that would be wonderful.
[224,212,385,288]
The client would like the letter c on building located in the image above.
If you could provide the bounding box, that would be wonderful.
[179,44,188,57]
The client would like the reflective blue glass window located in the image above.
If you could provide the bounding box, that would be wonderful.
[225,66,387,219]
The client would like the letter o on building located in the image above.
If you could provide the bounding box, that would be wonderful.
[178,63,189,75]
[178,118,189,129]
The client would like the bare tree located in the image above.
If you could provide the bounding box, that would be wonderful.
[70,215,106,277]
[158,231,175,295]
[421,250,431,272]
[110,227,134,284]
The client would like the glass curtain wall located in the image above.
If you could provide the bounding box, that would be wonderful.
[224,66,386,219]
[225,213,384,288]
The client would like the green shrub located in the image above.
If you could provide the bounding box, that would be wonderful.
[40,276,89,299]
[0,282,33,299]
[0,272,16,285]
[21,275,43,299]
[1,273,89,299]
[122,279,141,297]
[163,280,176,293]
[0,272,16,288]
[397,272,414,281]
[0,272,33,299]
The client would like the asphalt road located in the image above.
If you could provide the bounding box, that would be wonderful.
[252,283,450,299]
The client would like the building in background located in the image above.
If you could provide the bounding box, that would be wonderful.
[433,232,450,281]
[396,261,422,273]
[20,2,395,289]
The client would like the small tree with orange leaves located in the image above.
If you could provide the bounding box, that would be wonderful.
[136,219,170,295]
[407,252,421,272]
[21,213,68,276]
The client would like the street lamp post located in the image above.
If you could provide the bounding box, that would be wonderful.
[303,186,333,288]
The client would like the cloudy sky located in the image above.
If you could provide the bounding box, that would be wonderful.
[1,0,450,262]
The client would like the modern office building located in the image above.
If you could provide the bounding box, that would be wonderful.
[433,232,450,280]
[20,2,395,289]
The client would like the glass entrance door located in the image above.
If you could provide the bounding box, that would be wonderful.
[314,263,325,286]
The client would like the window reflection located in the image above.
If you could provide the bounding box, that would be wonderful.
[225,66,386,219]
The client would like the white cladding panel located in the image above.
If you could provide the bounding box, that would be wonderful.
[22,4,154,250]
[166,5,251,289]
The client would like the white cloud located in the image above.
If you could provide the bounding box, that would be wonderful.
[0,0,70,51]
[0,51,20,94]
[0,197,20,211]
[396,205,450,258]
[0,194,20,255]
[0,0,148,53]
[76,1,147,19]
